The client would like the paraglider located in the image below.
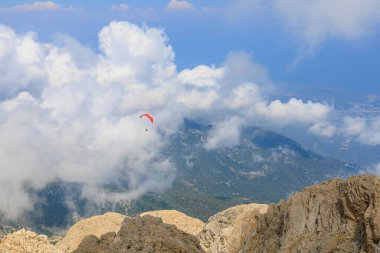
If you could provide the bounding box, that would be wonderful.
[140,113,154,131]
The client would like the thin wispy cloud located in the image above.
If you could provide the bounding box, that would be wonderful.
[0,1,61,12]
[204,117,244,150]
[342,116,380,145]
[166,0,195,10]
[215,0,380,60]
[111,3,129,11]
[274,0,380,58]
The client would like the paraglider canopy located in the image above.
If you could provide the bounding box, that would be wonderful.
[140,113,154,124]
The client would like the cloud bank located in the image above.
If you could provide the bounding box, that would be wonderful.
[0,20,369,219]
[0,21,178,219]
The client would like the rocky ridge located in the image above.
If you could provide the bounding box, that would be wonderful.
[242,174,380,253]
[56,212,126,253]
[0,229,62,253]
[141,209,205,236]
[199,203,268,253]
[0,174,379,253]
[74,214,205,253]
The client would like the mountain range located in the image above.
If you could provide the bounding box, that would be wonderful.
[129,120,360,220]
[1,120,362,232]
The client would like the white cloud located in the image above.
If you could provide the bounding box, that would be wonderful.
[178,90,219,110]
[0,21,178,220]
[0,25,46,96]
[166,0,195,10]
[217,0,380,56]
[261,98,331,126]
[53,34,98,69]
[0,20,373,220]
[225,84,262,110]
[111,4,129,11]
[273,0,380,54]
[225,84,332,129]
[178,51,333,134]
[342,116,366,135]
[342,116,380,145]
[178,65,223,88]
[97,21,176,85]
[204,117,244,150]
[308,121,336,137]
[222,51,271,87]
[0,1,61,12]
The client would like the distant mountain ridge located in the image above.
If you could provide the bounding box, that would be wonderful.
[0,120,362,231]
[129,120,360,220]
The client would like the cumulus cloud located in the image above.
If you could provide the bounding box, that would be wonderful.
[0,21,179,219]
[176,51,333,134]
[224,84,332,131]
[0,20,367,220]
[0,25,46,96]
[178,65,223,88]
[256,98,331,126]
[0,1,62,12]
[166,0,195,10]
[97,21,176,85]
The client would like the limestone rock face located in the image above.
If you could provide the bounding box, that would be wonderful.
[56,212,126,253]
[141,210,205,236]
[74,214,205,253]
[199,203,268,253]
[0,229,62,253]
[241,175,380,253]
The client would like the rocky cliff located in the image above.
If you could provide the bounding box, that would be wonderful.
[141,210,205,236]
[1,174,379,253]
[241,174,380,253]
